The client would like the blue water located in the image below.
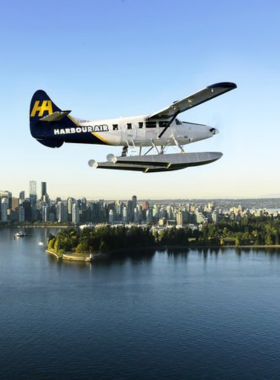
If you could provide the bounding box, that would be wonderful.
[1,227,280,379]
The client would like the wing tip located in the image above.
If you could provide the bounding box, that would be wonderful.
[208,82,237,90]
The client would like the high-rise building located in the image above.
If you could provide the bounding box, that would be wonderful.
[1,198,9,222]
[19,191,25,202]
[42,205,49,222]
[126,200,133,222]
[72,203,80,224]
[109,209,114,224]
[0,190,12,209]
[18,205,25,222]
[21,200,32,222]
[12,197,19,210]
[41,182,47,199]
[67,197,74,220]
[122,206,127,223]
[142,200,149,211]
[29,180,37,207]
[176,211,183,226]
[57,201,67,222]
[132,195,137,211]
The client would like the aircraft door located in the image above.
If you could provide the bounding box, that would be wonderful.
[124,121,137,145]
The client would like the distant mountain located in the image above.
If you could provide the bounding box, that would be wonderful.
[261,193,280,198]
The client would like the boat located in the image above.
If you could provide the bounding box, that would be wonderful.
[14,231,26,238]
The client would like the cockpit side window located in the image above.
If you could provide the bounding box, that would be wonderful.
[159,121,169,128]
[175,118,182,125]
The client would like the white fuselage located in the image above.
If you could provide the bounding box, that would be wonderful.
[79,116,217,147]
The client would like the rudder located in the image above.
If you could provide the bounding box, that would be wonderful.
[29,90,64,148]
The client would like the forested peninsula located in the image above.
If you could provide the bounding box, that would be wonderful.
[47,215,280,258]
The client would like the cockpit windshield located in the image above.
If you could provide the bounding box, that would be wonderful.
[175,118,182,125]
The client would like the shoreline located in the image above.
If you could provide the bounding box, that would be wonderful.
[45,249,106,262]
[45,244,280,263]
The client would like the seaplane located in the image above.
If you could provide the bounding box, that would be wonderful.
[29,82,236,173]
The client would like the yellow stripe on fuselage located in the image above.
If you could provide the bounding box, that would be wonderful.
[91,132,111,145]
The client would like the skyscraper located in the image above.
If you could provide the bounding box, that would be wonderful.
[41,182,47,199]
[57,201,67,223]
[1,198,8,222]
[29,180,37,207]
[132,195,137,210]
[0,191,12,210]
[19,191,25,202]
[72,203,80,224]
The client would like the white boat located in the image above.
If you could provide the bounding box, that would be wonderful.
[14,231,26,238]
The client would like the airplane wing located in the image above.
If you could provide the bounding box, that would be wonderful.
[147,82,237,120]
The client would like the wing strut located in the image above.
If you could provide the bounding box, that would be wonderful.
[157,112,179,139]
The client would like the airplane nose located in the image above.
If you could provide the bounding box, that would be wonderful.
[209,127,219,135]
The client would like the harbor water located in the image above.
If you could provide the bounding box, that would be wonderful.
[1,227,280,379]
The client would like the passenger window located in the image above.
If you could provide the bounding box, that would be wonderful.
[145,121,157,128]
[138,122,143,129]
[127,123,132,130]
[113,124,118,131]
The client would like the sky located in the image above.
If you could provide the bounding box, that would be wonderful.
[1,0,280,200]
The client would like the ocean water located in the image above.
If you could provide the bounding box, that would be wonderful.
[1,227,280,379]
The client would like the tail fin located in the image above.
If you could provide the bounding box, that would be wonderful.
[30,90,70,148]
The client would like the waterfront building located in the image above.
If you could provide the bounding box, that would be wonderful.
[57,201,67,223]
[72,203,80,224]
[49,212,55,222]
[0,190,12,210]
[42,205,49,222]
[109,209,114,224]
[18,204,25,222]
[67,197,74,220]
[21,200,32,222]
[1,198,8,222]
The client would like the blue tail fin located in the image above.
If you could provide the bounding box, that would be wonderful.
[30,90,71,148]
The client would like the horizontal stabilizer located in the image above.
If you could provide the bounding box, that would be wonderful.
[39,110,71,122]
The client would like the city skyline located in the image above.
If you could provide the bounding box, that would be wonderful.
[2,179,279,226]
[3,178,280,202]
[1,1,280,199]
